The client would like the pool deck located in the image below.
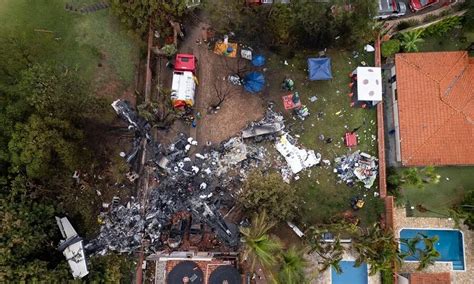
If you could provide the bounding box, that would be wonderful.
[394,207,474,283]
[305,247,381,284]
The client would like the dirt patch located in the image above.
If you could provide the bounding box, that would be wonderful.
[176,22,266,145]
[92,51,138,105]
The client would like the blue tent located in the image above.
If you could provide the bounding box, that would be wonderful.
[251,55,266,67]
[308,57,332,80]
[243,72,265,93]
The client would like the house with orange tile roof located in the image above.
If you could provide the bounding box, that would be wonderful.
[390,51,474,166]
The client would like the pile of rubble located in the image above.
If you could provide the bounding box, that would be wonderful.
[241,107,285,142]
[88,101,321,255]
[87,100,276,255]
[333,151,378,189]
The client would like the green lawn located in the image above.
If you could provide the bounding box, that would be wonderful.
[0,0,139,91]
[418,28,474,53]
[264,48,383,226]
[399,167,474,217]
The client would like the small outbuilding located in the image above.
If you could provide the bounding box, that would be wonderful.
[308,57,332,80]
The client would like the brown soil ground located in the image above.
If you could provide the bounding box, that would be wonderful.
[92,51,138,105]
[161,21,266,146]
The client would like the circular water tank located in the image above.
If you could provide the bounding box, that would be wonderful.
[209,265,242,284]
[167,261,203,284]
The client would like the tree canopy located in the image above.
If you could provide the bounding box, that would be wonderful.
[205,0,377,48]
[110,0,189,36]
[0,26,123,283]
[239,171,300,222]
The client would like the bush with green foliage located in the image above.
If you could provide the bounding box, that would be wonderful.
[450,189,474,230]
[464,0,474,30]
[205,0,377,48]
[400,29,424,52]
[422,16,462,37]
[381,39,401,57]
[110,0,189,37]
[239,171,300,222]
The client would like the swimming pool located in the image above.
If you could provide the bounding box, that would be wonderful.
[400,229,465,271]
[331,261,368,284]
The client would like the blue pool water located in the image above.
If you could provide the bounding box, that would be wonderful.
[400,229,465,270]
[332,261,368,284]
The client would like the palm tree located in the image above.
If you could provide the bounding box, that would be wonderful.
[307,228,344,274]
[399,233,440,270]
[240,210,282,271]
[277,246,308,284]
[352,224,401,275]
[400,30,424,52]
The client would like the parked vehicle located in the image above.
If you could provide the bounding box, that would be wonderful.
[375,0,407,20]
[409,0,438,12]
[171,54,198,110]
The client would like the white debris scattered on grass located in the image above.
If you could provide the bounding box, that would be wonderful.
[275,133,321,174]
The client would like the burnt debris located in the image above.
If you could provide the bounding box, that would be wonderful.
[88,100,321,255]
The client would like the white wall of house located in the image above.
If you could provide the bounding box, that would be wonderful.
[390,65,402,163]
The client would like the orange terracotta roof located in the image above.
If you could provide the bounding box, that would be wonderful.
[395,51,474,166]
[409,272,451,284]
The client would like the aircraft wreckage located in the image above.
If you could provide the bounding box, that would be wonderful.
[86,100,320,256]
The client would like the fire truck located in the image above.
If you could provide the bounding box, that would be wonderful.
[170,54,198,110]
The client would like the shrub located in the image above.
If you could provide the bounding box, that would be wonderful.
[422,16,462,37]
[381,39,401,58]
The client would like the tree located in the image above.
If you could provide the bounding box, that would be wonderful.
[381,39,401,58]
[450,189,474,230]
[306,226,345,274]
[0,177,71,282]
[110,0,188,37]
[8,115,86,180]
[352,224,401,275]
[399,166,439,189]
[399,233,440,270]
[464,0,474,30]
[210,78,233,110]
[240,210,282,272]
[266,4,295,45]
[204,0,248,34]
[277,246,308,284]
[238,171,300,222]
[400,30,424,52]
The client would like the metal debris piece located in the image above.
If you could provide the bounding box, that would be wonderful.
[334,151,378,188]
[241,108,284,140]
[275,133,321,174]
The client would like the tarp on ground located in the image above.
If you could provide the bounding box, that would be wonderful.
[308,57,332,80]
[251,54,266,66]
[243,72,265,93]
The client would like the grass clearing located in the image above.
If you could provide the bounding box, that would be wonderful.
[399,167,474,217]
[264,48,383,226]
[0,0,139,91]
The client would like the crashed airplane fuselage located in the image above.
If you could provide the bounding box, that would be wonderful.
[56,217,88,279]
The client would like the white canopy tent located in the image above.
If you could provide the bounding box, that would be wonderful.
[355,66,382,102]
